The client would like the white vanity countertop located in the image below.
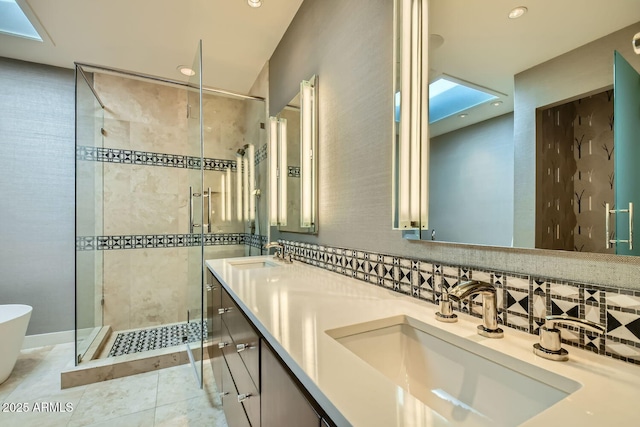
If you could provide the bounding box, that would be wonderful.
[206,256,640,427]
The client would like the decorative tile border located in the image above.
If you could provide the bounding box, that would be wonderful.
[76,232,268,251]
[280,239,640,366]
[245,233,268,249]
[78,143,269,169]
[77,146,237,172]
[256,143,268,165]
[288,166,301,177]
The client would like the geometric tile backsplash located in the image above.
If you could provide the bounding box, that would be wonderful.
[280,239,640,366]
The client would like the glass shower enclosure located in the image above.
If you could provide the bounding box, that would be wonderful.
[74,40,267,388]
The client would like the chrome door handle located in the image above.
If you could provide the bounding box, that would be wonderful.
[237,393,252,403]
[207,187,212,233]
[236,343,254,353]
[218,342,229,349]
[606,202,634,250]
[189,186,193,233]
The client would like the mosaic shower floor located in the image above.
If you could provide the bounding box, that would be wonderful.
[108,322,206,357]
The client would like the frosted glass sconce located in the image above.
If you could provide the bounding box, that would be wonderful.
[300,76,317,229]
[247,144,255,222]
[392,0,429,237]
[269,116,288,226]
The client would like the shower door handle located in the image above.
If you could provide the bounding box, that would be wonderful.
[189,186,194,233]
[207,187,212,233]
[189,187,204,232]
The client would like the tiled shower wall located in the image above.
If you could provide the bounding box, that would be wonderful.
[280,239,640,366]
[76,73,266,332]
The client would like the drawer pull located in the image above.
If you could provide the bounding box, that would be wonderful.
[218,342,229,349]
[236,343,254,352]
[206,285,217,291]
[218,307,231,315]
[237,393,252,403]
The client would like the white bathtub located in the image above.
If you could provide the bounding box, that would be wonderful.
[0,304,32,384]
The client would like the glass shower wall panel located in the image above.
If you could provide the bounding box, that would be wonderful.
[186,40,204,387]
[75,67,105,364]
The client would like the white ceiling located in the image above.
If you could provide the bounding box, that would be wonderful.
[429,0,640,136]
[0,0,303,94]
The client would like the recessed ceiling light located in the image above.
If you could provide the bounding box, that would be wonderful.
[508,6,528,19]
[247,0,262,8]
[459,113,468,118]
[177,65,195,77]
[491,101,503,107]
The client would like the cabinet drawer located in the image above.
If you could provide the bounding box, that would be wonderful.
[261,340,321,427]
[222,325,260,427]
[221,289,260,386]
[221,354,251,427]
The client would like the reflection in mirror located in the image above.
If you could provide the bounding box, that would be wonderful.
[271,76,318,234]
[421,0,640,254]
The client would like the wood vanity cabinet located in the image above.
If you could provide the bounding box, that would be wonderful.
[261,340,321,427]
[207,269,333,427]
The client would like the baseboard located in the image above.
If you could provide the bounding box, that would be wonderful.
[22,330,74,349]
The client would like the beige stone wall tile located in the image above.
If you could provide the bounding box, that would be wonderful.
[101,118,130,149]
[95,73,186,129]
[128,248,188,329]
[103,251,132,331]
[130,122,189,156]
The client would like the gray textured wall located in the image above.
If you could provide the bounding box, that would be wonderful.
[0,57,75,334]
[270,0,640,289]
[430,113,514,246]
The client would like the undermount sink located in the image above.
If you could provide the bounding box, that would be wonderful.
[326,315,580,427]
[227,259,279,270]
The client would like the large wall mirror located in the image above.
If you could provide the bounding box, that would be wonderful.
[271,76,318,234]
[416,0,640,255]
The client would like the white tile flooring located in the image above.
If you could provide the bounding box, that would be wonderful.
[0,343,229,427]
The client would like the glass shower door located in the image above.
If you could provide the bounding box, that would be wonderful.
[613,51,640,256]
[186,40,205,386]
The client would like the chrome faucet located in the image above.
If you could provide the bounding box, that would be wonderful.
[264,242,284,258]
[447,280,504,338]
[533,315,605,361]
[263,242,292,263]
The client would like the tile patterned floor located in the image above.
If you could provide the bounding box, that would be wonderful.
[0,343,228,427]
[108,322,206,357]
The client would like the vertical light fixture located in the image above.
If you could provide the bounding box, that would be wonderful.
[300,77,316,228]
[225,167,232,221]
[236,158,243,222]
[248,144,256,221]
[221,173,227,222]
[243,157,249,221]
[269,116,288,226]
[269,117,279,226]
[278,118,288,226]
[392,0,429,236]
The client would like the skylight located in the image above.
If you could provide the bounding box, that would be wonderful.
[0,0,42,41]
[429,76,498,123]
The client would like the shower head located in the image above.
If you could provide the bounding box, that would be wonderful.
[236,148,246,157]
